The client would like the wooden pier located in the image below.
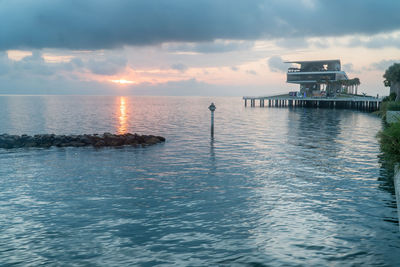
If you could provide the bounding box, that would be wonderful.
[243,95,381,112]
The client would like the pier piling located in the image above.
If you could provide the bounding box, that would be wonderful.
[243,96,381,112]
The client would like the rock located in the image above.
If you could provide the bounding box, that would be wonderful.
[70,142,86,147]
[157,136,166,142]
[80,135,92,145]
[0,133,165,149]
[124,135,139,146]
[23,141,37,148]
[94,140,106,147]
[144,136,161,145]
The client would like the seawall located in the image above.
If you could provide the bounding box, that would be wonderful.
[395,165,400,230]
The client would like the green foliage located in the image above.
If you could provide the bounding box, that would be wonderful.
[378,122,400,163]
[387,101,400,111]
[382,92,397,102]
[383,63,400,87]
[375,99,398,119]
[375,102,387,118]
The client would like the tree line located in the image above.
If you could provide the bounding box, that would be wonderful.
[383,63,400,101]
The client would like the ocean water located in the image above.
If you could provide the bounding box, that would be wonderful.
[0,95,399,266]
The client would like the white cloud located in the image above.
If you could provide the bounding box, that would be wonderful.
[268,55,287,73]
[369,59,400,71]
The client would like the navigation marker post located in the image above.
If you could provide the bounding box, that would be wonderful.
[208,103,216,138]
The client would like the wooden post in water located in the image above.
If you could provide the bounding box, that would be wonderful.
[208,103,216,138]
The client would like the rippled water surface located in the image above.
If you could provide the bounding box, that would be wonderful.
[0,96,399,266]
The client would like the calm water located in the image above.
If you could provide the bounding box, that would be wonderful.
[0,96,399,266]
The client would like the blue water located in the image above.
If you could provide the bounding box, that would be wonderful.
[0,96,399,266]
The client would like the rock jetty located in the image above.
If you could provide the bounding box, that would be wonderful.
[0,133,165,149]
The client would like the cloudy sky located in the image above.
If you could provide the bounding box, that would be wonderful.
[1,0,400,96]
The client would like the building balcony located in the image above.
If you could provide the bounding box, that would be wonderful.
[287,72,337,83]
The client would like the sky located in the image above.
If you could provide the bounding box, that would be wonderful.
[1,0,400,96]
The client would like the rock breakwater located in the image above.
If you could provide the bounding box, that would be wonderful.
[0,133,165,149]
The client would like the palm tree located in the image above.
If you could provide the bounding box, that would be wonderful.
[344,79,350,94]
[348,79,354,94]
[341,78,361,95]
[353,78,360,95]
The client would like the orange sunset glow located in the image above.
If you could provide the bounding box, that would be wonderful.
[111,79,136,84]
[118,96,128,134]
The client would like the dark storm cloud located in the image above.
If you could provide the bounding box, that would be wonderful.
[1,0,400,50]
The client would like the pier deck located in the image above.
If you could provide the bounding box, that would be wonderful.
[243,95,381,111]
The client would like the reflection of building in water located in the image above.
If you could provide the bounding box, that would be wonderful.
[286,109,343,172]
[118,96,128,134]
[286,59,352,97]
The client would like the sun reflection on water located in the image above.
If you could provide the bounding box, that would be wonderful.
[118,96,128,134]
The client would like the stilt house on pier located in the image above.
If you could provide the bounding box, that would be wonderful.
[285,59,359,97]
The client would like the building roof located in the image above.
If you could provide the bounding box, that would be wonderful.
[284,59,340,64]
